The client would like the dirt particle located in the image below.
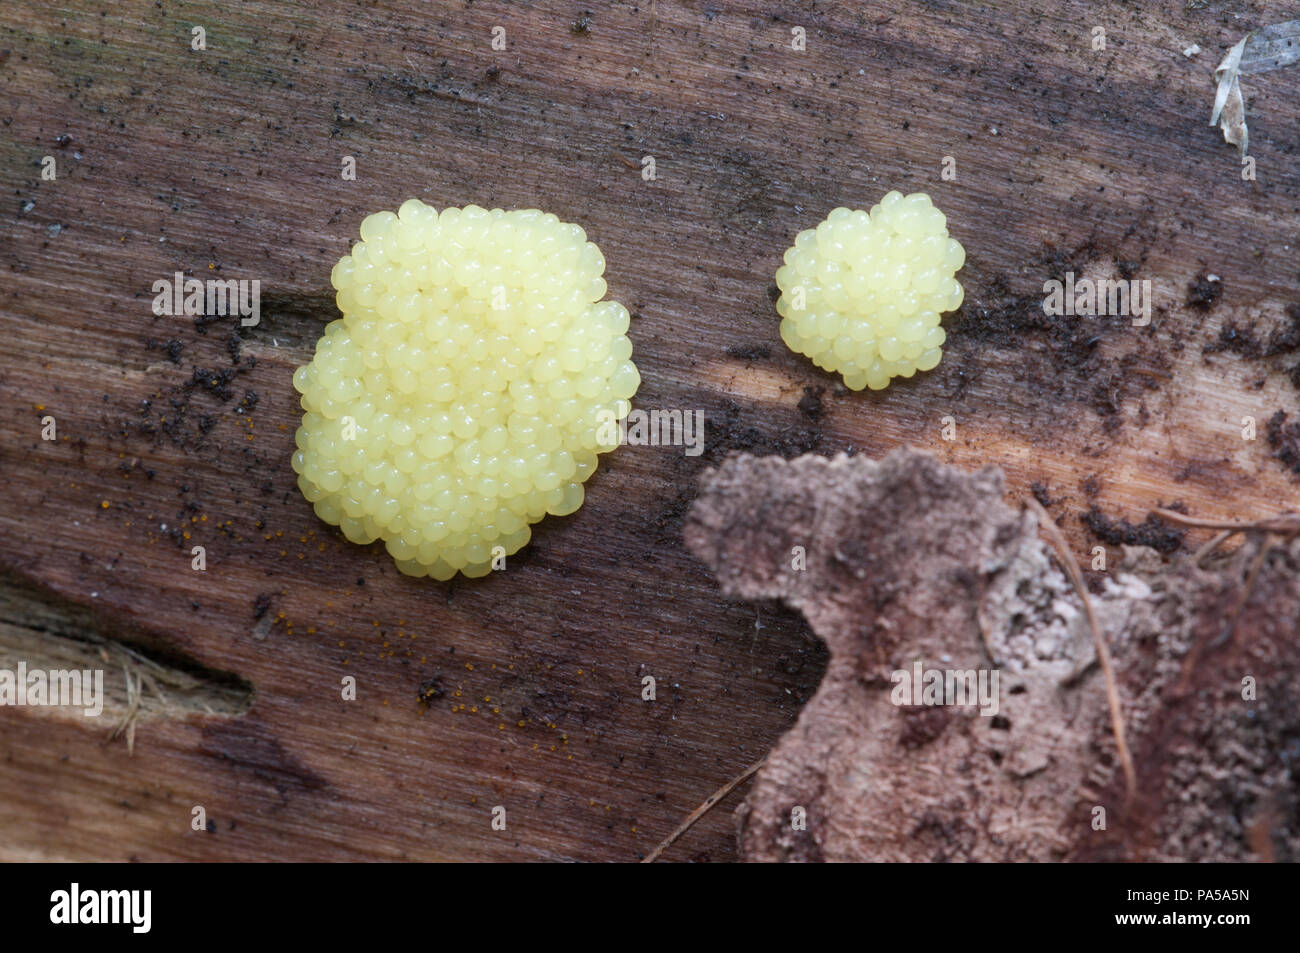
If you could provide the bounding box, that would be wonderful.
[145,338,185,364]
[1030,481,1057,507]
[417,677,445,706]
[253,592,272,620]
[1266,304,1300,357]
[1205,321,1262,359]
[703,403,820,462]
[1265,410,1300,474]
[1081,505,1184,554]
[725,343,771,361]
[1187,274,1222,311]
[1208,306,1300,387]
[187,366,237,402]
[797,386,825,421]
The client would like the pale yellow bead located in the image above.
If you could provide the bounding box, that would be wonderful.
[774,192,964,388]
[291,201,638,578]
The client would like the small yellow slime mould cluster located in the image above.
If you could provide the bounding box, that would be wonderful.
[775,191,965,391]
[292,200,640,579]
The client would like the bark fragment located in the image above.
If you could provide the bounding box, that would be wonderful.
[685,448,1300,862]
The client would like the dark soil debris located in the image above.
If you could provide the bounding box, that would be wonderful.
[725,343,771,361]
[253,592,272,620]
[1081,505,1184,554]
[797,386,825,421]
[941,256,1160,433]
[1031,481,1058,508]
[187,366,237,403]
[145,338,185,364]
[1205,322,1263,358]
[1207,305,1300,388]
[704,409,820,462]
[1269,305,1300,356]
[417,677,445,706]
[1187,274,1223,311]
[1265,410,1300,475]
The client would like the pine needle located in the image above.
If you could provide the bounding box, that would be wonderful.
[1027,498,1136,804]
[642,757,765,863]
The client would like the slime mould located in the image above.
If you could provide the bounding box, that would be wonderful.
[292,201,640,579]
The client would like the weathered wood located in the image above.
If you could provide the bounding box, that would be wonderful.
[0,0,1297,861]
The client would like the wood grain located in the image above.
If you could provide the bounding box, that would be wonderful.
[0,0,1296,861]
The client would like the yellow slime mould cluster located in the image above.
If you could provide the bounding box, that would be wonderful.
[291,201,640,579]
[775,191,965,391]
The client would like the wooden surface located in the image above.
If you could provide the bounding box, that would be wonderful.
[1,0,1297,861]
